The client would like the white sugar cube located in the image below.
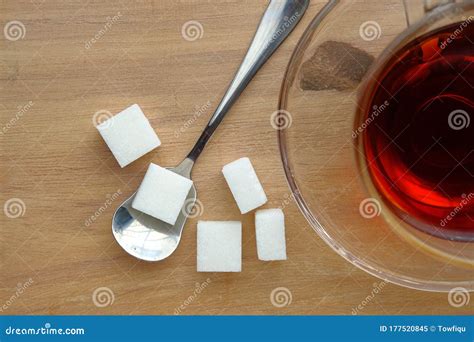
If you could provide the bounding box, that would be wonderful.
[255,209,287,261]
[222,157,267,214]
[96,104,161,167]
[197,221,242,272]
[132,163,193,225]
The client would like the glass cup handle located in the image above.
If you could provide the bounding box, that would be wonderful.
[403,0,457,26]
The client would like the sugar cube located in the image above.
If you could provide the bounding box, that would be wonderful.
[96,104,161,167]
[255,209,287,261]
[132,163,193,225]
[197,221,242,272]
[222,157,267,214]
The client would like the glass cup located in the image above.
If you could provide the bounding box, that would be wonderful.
[277,0,473,291]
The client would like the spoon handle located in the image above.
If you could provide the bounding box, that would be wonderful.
[185,0,309,163]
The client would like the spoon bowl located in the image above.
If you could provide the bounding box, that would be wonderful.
[112,159,195,261]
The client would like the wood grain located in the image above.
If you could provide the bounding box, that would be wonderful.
[0,0,471,315]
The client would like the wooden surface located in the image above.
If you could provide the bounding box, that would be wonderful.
[0,0,471,315]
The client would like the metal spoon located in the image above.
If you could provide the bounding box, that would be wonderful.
[112,0,309,261]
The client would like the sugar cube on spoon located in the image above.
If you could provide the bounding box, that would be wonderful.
[132,163,193,225]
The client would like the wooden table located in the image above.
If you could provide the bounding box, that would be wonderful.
[1,0,471,315]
